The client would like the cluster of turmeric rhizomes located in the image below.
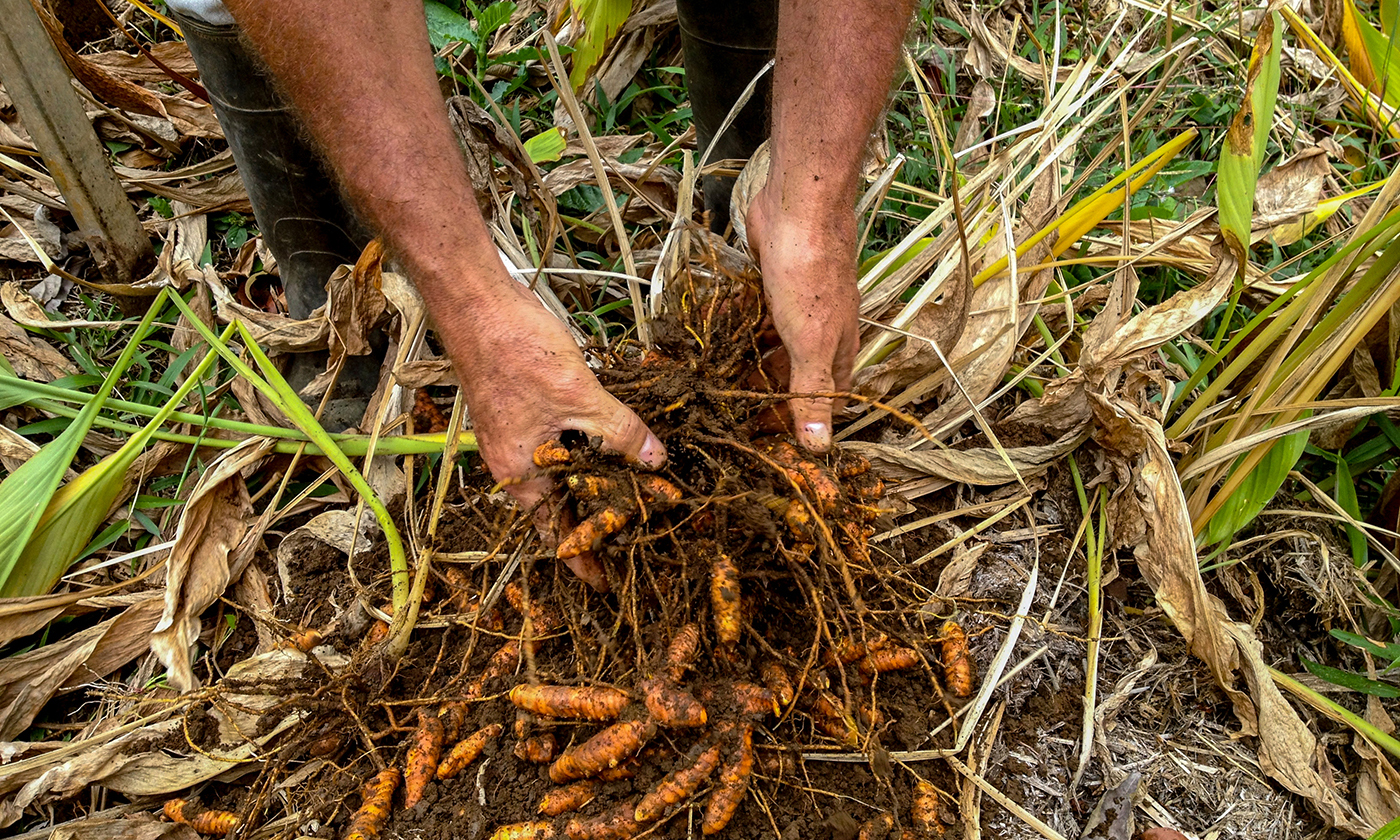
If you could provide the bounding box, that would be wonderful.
[489,623,755,840]
[342,579,560,840]
[162,799,241,835]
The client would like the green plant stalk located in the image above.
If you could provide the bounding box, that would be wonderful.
[1271,666,1400,762]
[1068,455,1103,787]
[1369,814,1400,840]
[4,376,473,455]
[0,287,172,595]
[235,322,413,649]
[164,294,411,647]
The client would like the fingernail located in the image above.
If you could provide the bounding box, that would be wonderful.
[802,422,832,451]
[638,433,666,467]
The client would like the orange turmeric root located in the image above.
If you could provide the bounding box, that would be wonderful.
[440,700,469,745]
[912,779,945,836]
[565,799,643,840]
[549,719,655,783]
[760,662,795,707]
[437,723,503,780]
[345,767,400,840]
[465,639,523,700]
[532,440,571,467]
[857,813,895,840]
[163,799,241,835]
[859,646,921,677]
[515,734,558,764]
[837,451,872,478]
[636,474,683,504]
[810,691,861,747]
[489,821,558,840]
[767,440,841,513]
[403,709,445,808]
[508,684,630,721]
[938,620,974,697]
[701,724,753,835]
[710,553,742,646]
[557,507,632,560]
[538,779,600,816]
[730,682,777,718]
[641,678,707,728]
[634,742,723,822]
[566,474,617,499]
[663,623,700,682]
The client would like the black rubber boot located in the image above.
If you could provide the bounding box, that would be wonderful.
[676,0,778,234]
[174,11,382,427]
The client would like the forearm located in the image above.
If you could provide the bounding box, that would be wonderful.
[218,0,510,314]
[769,0,916,219]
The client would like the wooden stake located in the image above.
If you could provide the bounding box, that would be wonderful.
[0,0,153,285]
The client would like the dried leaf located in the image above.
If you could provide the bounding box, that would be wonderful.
[846,428,1085,486]
[52,816,199,840]
[0,311,76,381]
[0,283,126,330]
[151,442,265,692]
[855,278,970,401]
[0,597,161,740]
[1253,147,1332,246]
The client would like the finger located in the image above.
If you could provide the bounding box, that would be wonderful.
[787,360,836,453]
[576,394,667,468]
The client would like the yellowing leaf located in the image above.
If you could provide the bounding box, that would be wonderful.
[1218,11,1283,261]
[566,0,630,89]
[524,126,567,163]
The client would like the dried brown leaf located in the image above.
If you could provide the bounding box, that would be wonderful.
[151,442,264,692]
[846,428,1085,486]
[0,311,75,381]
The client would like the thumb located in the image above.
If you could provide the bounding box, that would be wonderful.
[577,394,667,468]
[788,361,835,453]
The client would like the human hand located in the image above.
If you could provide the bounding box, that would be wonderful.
[745,183,861,453]
[445,283,665,589]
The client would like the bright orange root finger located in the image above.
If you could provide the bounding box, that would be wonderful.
[465,639,523,700]
[827,634,889,667]
[938,620,974,697]
[783,501,814,541]
[710,553,742,646]
[663,623,700,683]
[565,799,643,840]
[556,507,632,560]
[437,723,503,780]
[533,440,571,468]
[760,662,795,707]
[701,724,753,835]
[440,700,469,745]
[566,474,617,499]
[489,821,558,840]
[636,474,682,504]
[731,682,777,718]
[857,813,894,840]
[538,779,600,816]
[641,678,707,728]
[345,767,400,840]
[634,742,723,822]
[163,799,242,835]
[810,691,860,747]
[767,440,840,513]
[837,451,872,478]
[404,709,446,808]
[859,646,921,677]
[549,719,655,784]
[913,780,944,836]
[508,684,630,721]
[515,734,558,764]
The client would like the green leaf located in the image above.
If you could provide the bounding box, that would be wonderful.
[567,0,630,89]
[1334,457,1369,566]
[424,0,477,50]
[1203,421,1308,547]
[1369,814,1400,840]
[0,289,171,596]
[477,0,516,42]
[1353,6,1400,108]
[1301,657,1400,697]
[1331,628,1400,663]
[1217,11,1282,258]
[523,126,567,163]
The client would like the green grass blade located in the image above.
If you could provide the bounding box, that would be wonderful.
[0,288,170,595]
[1202,420,1308,547]
[1301,657,1400,697]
